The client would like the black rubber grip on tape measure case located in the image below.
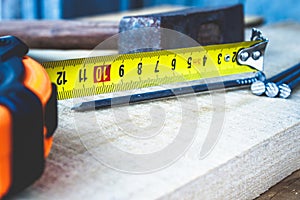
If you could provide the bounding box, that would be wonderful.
[0,35,57,197]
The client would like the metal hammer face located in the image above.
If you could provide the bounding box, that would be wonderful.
[119,4,244,53]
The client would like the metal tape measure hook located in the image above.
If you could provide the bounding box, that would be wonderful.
[237,29,268,71]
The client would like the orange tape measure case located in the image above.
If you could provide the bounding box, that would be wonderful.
[0,36,57,197]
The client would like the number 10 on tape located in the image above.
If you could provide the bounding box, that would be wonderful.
[42,36,267,100]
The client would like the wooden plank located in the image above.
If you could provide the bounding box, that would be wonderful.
[0,6,262,50]
[12,22,300,200]
[0,6,185,49]
[256,169,300,200]
[0,20,119,49]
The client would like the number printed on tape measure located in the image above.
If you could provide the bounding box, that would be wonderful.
[79,68,87,82]
[93,65,111,83]
[42,41,260,100]
[56,71,67,85]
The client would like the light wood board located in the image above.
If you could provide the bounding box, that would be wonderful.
[12,22,300,200]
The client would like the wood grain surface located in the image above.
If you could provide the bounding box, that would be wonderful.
[256,169,300,200]
[10,22,300,200]
[0,20,119,49]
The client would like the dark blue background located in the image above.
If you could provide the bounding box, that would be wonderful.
[1,0,299,24]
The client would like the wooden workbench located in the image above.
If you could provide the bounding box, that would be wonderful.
[12,22,300,200]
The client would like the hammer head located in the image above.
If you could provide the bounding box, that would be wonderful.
[119,4,244,53]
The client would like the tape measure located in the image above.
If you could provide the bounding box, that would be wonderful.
[0,29,267,198]
[42,30,268,100]
[0,36,57,198]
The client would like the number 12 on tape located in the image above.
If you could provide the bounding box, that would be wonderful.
[42,35,267,100]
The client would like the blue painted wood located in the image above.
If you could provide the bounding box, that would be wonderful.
[1,0,21,19]
[61,0,120,18]
[120,0,130,11]
[41,0,62,19]
[245,0,300,23]
[0,0,300,24]
[21,0,39,19]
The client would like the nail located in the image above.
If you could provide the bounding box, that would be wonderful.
[72,72,264,112]
[251,63,300,96]
[278,75,300,98]
[266,69,300,98]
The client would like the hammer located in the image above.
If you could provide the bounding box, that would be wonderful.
[0,4,244,50]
